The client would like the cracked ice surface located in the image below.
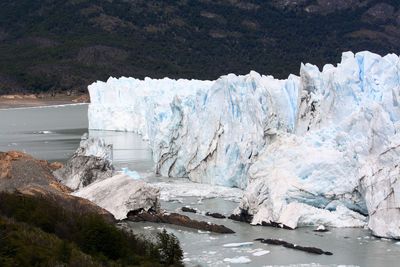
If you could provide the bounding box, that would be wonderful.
[88,51,400,238]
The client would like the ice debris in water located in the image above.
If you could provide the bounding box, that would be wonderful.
[252,250,270,256]
[223,256,252,264]
[223,242,254,248]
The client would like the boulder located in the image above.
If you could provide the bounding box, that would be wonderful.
[206,212,226,219]
[181,207,197,213]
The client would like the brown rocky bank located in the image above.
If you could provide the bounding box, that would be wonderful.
[0,151,114,223]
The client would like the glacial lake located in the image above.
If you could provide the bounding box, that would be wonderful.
[1,104,400,267]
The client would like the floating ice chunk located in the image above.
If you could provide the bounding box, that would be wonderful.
[223,242,253,248]
[252,250,270,256]
[223,256,251,264]
[73,174,160,220]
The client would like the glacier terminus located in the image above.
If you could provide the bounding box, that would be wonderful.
[88,51,400,239]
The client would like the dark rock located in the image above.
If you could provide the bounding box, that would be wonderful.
[258,238,333,255]
[229,211,295,230]
[206,212,226,219]
[228,210,253,223]
[313,228,329,232]
[128,211,235,234]
[181,207,197,213]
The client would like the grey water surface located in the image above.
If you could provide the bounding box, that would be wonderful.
[1,104,399,267]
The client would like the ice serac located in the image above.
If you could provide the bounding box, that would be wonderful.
[359,139,400,239]
[88,51,400,238]
[239,51,400,236]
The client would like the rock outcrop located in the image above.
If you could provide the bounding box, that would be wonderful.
[127,211,235,234]
[54,134,114,190]
[181,207,197,213]
[0,151,114,222]
[256,238,333,255]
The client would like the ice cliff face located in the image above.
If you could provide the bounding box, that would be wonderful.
[240,51,400,237]
[89,73,299,188]
[88,51,400,238]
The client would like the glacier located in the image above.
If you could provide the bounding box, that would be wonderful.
[89,72,299,188]
[88,51,400,239]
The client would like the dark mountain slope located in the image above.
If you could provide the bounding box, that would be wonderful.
[0,0,399,94]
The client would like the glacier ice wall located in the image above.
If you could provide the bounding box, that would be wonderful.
[88,51,400,238]
[239,51,400,237]
[89,72,300,188]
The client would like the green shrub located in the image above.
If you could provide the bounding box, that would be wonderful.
[0,192,183,266]
[157,229,184,267]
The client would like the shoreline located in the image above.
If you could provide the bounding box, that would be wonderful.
[0,94,89,109]
[0,102,88,111]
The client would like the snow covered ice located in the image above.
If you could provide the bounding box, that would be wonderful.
[88,51,400,239]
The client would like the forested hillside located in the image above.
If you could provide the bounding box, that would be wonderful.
[0,0,399,93]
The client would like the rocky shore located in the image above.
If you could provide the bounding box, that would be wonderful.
[0,150,114,222]
[0,93,89,109]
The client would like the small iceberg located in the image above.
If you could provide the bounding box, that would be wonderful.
[252,250,270,256]
[223,256,251,264]
[223,242,253,248]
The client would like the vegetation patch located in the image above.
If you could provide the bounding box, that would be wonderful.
[0,192,183,266]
